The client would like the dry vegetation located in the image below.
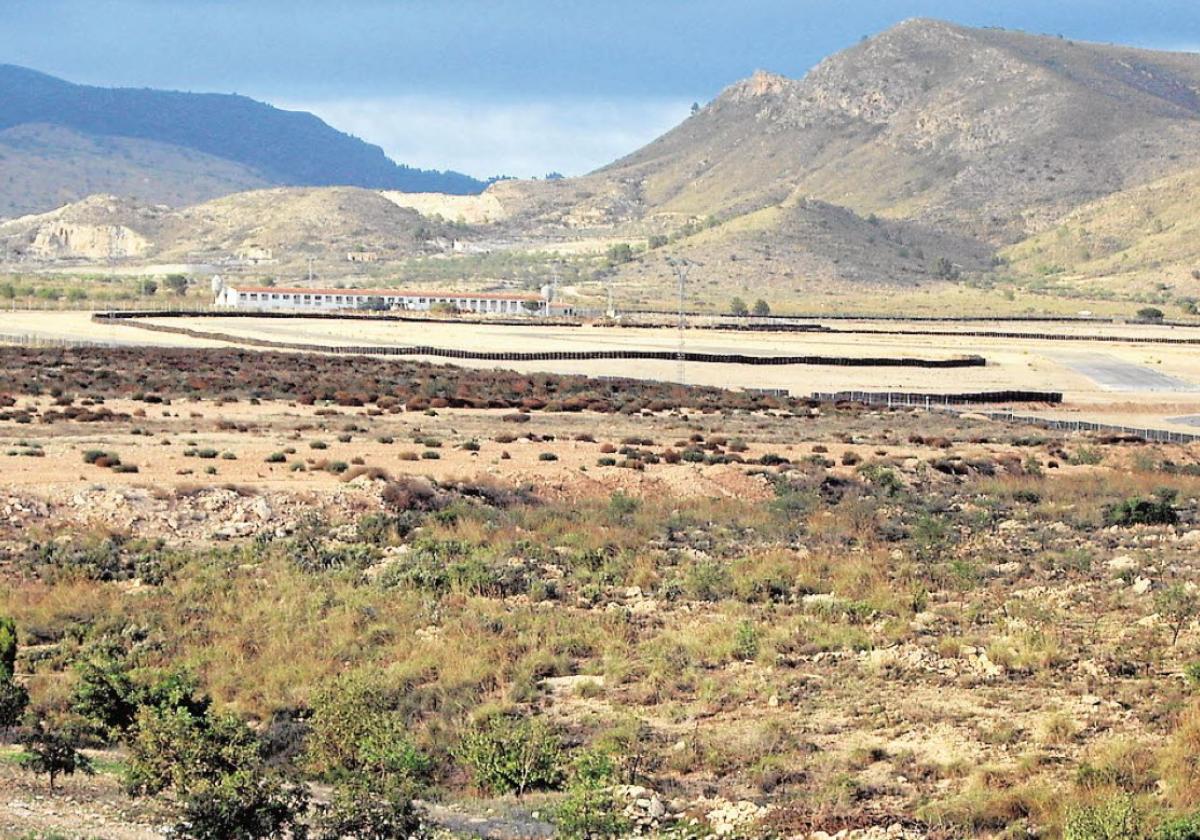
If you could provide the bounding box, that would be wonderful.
[1,347,1200,839]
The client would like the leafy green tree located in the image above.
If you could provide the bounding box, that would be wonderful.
[71,653,140,741]
[1138,306,1165,322]
[455,715,563,796]
[20,721,94,791]
[752,298,771,317]
[1157,584,1200,646]
[126,705,260,796]
[729,297,749,317]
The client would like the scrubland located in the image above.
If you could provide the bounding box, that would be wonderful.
[1,347,1200,839]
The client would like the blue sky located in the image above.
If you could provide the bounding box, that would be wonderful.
[3,0,1199,177]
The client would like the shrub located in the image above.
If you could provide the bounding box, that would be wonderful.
[1155,812,1200,840]
[311,440,329,450]
[538,452,559,461]
[0,615,15,679]
[313,778,428,840]
[305,673,431,787]
[1105,489,1179,527]
[1063,794,1143,840]
[265,452,286,463]
[455,715,564,795]
[0,677,28,728]
[421,450,441,460]
[173,769,309,840]
[196,448,219,459]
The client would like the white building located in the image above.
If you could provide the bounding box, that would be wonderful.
[214,284,574,316]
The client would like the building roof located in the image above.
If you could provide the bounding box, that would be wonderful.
[227,286,541,301]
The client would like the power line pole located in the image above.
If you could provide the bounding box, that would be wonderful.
[666,256,692,385]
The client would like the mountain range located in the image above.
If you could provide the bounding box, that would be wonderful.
[0,64,487,217]
[5,19,1200,303]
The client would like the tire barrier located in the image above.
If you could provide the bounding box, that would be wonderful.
[94,308,1200,346]
[811,390,1200,444]
[812,390,1063,406]
[91,314,986,368]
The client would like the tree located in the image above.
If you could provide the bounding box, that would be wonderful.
[126,706,260,796]
[752,299,771,317]
[71,653,140,741]
[20,721,94,791]
[1157,583,1200,646]
[1138,306,1165,323]
[690,102,701,114]
[164,274,189,296]
[729,297,749,317]
[138,279,158,297]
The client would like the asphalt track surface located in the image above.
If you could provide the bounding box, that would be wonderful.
[1058,354,1199,392]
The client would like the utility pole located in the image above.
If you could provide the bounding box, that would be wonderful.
[666,256,693,385]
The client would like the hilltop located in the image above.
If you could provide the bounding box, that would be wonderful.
[0,64,488,217]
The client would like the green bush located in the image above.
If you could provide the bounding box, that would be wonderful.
[313,778,428,840]
[455,715,563,795]
[304,673,431,788]
[172,768,309,840]
[265,452,286,463]
[1064,794,1144,840]
[1155,812,1200,840]
[1105,489,1179,527]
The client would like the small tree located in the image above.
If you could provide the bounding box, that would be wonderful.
[20,721,94,791]
[554,749,630,839]
[138,279,158,297]
[729,297,749,317]
[752,298,771,317]
[1157,584,1200,646]
[1137,306,1165,323]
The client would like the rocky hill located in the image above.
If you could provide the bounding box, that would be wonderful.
[0,188,460,265]
[591,19,1200,243]
[0,64,487,218]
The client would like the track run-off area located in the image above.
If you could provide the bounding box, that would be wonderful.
[4,309,1200,436]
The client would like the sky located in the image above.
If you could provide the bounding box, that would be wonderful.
[2,0,1199,179]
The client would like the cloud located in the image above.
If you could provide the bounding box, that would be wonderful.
[276,95,692,179]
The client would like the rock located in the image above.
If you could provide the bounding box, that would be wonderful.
[1132,577,1154,595]
[1108,554,1139,573]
